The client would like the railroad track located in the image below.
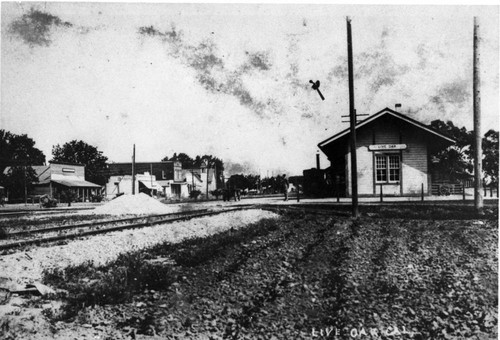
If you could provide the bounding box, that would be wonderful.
[0,205,257,251]
[0,207,95,218]
[259,204,351,216]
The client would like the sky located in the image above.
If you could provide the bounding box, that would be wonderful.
[1,2,498,176]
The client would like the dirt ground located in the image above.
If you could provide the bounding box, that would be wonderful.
[0,197,497,340]
[0,205,279,340]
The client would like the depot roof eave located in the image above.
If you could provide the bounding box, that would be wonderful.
[318,107,456,151]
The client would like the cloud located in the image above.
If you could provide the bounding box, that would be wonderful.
[224,160,259,176]
[428,79,470,115]
[330,50,410,94]
[8,8,72,47]
[138,24,275,118]
[242,51,272,72]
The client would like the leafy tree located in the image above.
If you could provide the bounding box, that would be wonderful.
[245,174,261,190]
[60,188,78,207]
[429,120,498,185]
[482,129,499,186]
[0,130,45,200]
[429,120,473,182]
[429,120,473,150]
[162,153,195,168]
[261,176,278,193]
[227,174,248,190]
[0,130,46,172]
[52,140,109,185]
[0,166,39,200]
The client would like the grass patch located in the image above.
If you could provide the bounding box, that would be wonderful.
[43,252,176,319]
[42,216,281,320]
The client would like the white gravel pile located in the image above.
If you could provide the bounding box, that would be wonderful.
[92,193,179,215]
[0,209,279,285]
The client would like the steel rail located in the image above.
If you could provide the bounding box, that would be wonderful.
[0,206,257,251]
[5,209,210,238]
[259,204,351,216]
[0,208,95,218]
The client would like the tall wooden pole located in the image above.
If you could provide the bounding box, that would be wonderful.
[206,164,209,199]
[132,144,136,195]
[347,17,359,218]
[23,165,27,205]
[473,17,483,214]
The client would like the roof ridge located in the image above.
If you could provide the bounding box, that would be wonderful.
[318,108,456,149]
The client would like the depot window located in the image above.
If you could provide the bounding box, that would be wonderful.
[375,154,400,183]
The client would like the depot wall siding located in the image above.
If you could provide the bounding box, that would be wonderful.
[356,128,376,196]
[401,129,429,195]
[344,117,430,196]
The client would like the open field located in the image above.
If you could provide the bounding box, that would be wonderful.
[0,203,497,340]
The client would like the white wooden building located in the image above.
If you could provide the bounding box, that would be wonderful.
[318,107,455,197]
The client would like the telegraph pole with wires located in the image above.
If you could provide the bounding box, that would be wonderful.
[131,144,136,195]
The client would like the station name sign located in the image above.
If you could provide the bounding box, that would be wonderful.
[368,144,407,151]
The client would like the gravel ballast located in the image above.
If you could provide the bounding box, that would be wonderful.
[0,209,279,285]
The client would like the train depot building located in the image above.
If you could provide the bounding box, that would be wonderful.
[318,107,455,197]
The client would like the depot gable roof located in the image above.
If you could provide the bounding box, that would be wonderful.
[318,107,455,151]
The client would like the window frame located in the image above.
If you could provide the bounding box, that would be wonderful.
[374,153,401,184]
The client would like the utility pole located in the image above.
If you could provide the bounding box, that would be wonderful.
[206,163,210,200]
[473,17,483,214]
[23,164,27,205]
[132,144,136,195]
[346,16,359,218]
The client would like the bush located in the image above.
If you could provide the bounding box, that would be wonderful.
[90,194,104,203]
[210,189,223,199]
[40,195,57,208]
[43,252,176,320]
[0,227,7,239]
[189,190,201,200]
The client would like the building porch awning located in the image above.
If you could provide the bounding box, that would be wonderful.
[51,179,102,188]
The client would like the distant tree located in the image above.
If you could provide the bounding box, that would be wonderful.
[245,174,261,190]
[0,130,46,172]
[60,188,78,207]
[429,120,498,185]
[429,120,474,182]
[52,140,108,185]
[162,153,195,168]
[261,176,279,194]
[482,129,499,186]
[0,130,45,200]
[429,120,473,150]
[0,166,39,200]
[228,174,248,190]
